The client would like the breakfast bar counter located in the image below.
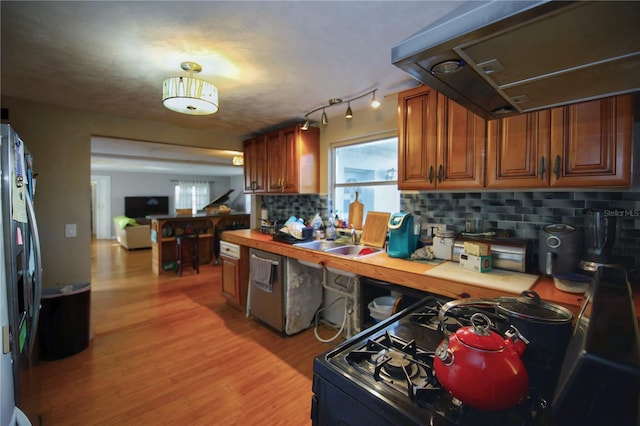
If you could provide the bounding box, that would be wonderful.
[149,213,249,275]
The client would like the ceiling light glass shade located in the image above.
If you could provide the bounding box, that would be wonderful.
[232,156,244,166]
[162,76,219,115]
[370,91,381,110]
[321,109,328,126]
[345,102,353,119]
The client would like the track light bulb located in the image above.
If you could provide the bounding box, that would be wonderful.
[301,119,310,130]
[321,109,328,126]
[370,90,381,110]
[345,102,353,119]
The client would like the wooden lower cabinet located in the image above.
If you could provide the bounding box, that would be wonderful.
[220,246,249,310]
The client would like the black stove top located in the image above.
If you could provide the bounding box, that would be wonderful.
[312,297,545,426]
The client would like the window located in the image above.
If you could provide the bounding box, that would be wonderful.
[174,180,210,214]
[332,137,400,224]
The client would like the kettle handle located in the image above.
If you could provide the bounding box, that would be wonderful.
[438,298,498,336]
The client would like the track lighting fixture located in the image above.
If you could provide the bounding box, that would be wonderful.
[300,88,380,130]
[370,90,381,110]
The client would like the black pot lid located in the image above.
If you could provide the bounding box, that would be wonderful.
[496,290,573,323]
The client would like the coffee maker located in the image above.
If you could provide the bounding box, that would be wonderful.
[538,224,582,276]
[579,208,619,273]
[387,212,417,259]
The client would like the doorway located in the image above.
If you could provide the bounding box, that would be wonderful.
[91,175,111,239]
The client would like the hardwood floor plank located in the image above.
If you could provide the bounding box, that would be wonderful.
[37,240,337,425]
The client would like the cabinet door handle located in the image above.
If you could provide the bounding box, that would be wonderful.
[428,166,434,183]
[539,156,546,181]
[553,155,561,180]
[437,165,443,183]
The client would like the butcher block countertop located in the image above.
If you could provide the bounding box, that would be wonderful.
[221,229,606,314]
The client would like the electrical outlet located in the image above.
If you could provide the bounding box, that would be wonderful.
[65,224,77,238]
[423,223,446,237]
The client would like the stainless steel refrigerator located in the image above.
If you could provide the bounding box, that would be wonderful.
[0,124,42,425]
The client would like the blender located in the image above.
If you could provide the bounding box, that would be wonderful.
[579,208,620,273]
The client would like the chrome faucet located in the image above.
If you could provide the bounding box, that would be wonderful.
[350,225,358,244]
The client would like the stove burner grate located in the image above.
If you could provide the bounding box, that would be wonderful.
[346,332,441,401]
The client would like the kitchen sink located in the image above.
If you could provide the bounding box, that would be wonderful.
[293,240,347,251]
[324,244,383,258]
[293,240,383,258]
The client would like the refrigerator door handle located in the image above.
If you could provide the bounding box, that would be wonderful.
[24,193,42,356]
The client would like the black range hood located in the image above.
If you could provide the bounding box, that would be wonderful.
[391,1,640,120]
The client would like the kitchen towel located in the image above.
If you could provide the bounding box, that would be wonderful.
[251,254,274,293]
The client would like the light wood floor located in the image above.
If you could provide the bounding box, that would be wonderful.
[37,239,338,425]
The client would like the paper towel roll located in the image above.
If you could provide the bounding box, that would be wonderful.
[261,209,269,221]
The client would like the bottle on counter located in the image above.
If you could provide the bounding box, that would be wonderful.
[326,212,336,241]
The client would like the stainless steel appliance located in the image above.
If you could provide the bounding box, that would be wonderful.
[311,268,640,425]
[247,249,322,335]
[538,224,582,276]
[0,124,43,424]
[248,249,285,332]
[552,267,639,425]
[579,208,619,273]
[391,1,640,120]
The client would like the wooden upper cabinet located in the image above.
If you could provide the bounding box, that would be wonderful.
[549,95,633,187]
[436,94,486,190]
[243,136,267,193]
[486,110,551,188]
[266,130,286,192]
[398,85,486,190]
[398,85,437,189]
[245,124,319,194]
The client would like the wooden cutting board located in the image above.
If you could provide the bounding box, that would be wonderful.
[348,192,364,230]
[424,261,539,294]
[360,211,390,248]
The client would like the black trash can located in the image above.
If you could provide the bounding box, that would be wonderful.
[39,283,91,361]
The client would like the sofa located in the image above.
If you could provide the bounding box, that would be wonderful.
[113,216,151,250]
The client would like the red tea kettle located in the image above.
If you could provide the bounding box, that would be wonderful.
[433,301,530,411]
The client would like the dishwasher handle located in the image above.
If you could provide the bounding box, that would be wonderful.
[251,254,279,266]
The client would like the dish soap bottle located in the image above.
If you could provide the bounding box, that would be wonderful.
[325,212,336,241]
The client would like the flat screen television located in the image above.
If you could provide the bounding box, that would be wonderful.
[125,196,169,218]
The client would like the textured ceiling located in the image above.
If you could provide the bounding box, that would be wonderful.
[1,1,463,174]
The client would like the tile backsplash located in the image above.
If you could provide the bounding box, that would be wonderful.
[261,191,640,268]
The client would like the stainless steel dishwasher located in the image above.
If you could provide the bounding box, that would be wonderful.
[248,249,285,332]
[248,249,323,335]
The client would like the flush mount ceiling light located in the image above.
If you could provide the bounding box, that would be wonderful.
[162,61,219,115]
[301,88,379,130]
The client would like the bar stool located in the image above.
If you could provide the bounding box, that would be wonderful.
[176,234,199,276]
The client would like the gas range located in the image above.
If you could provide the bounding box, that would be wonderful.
[312,296,545,426]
